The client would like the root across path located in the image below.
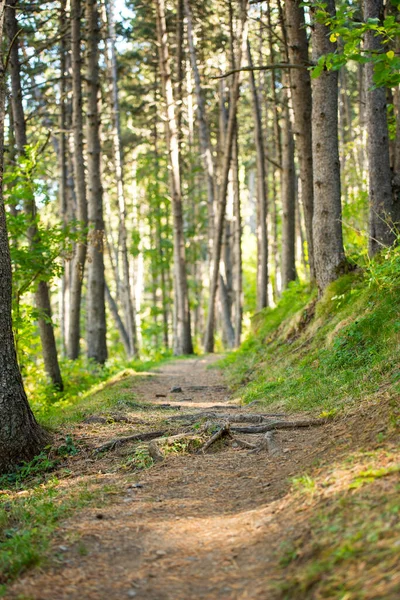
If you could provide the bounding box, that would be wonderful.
[5,357,344,600]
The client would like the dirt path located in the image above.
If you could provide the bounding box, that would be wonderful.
[6,357,333,600]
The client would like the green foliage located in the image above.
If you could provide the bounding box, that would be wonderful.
[124,444,154,470]
[221,245,400,414]
[0,452,57,490]
[309,0,400,87]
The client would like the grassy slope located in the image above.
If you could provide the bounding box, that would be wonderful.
[220,257,400,599]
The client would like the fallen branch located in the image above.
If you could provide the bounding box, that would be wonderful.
[94,430,168,453]
[231,419,327,435]
[198,422,231,453]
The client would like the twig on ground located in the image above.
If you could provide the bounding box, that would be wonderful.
[198,422,231,453]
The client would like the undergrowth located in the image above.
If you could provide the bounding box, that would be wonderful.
[220,244,400,415]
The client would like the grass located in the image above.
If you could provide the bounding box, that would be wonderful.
[220,259,400,415]
[277,449,400,599]
[0,352,184,594]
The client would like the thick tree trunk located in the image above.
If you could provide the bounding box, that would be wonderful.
[0,1,48,474]
[281,97,297,288]
[86,0,107,363]
[6,0,63,390]
[363,0,396,255]
[154,0,193,355]
[284,0,314,279]
[248,40,268,310]
[311,0,346,292]
[68,0,88,359]
[106,0,138,358]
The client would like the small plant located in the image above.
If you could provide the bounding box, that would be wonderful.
[292,474,317,495]
[57,435,79,457]
[125,445,154,470]
[0,451,58,489]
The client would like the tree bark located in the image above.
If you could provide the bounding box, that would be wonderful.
[248,40,268,310]
[86,0,107,363]
[284,0,314,279]
[311,0,346,292]
[106,0,138,358]
[281,95,297,288]
[6,0,63,390]
[363,0,396,255]
[154,0,193,355]
[204,1,248,353]
[0,0,48,474]
[67,0,88,359]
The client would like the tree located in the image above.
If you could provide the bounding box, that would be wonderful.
[311,0,346,292]
[154,0,193,355]
[67,0,88,359]
[86,0,108,363]
[204,0,249,353]
[363,0,396,255]
[0,0,47,474]
[6,0,64,389]
[284,0,315,279]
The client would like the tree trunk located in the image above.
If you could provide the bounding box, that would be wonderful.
[363,0,396,255]
[154,0,193,355]
[106,0,138,358]
[6,0,63,390]
[86,0,107,363]
[184,0,216,253]
[248,40,268,310]
[311,0,346,292]
[281,96,297,288]
[0,0,48,474]
[204,1,248,352]
[284,0,315,279]
[67,0,88,359]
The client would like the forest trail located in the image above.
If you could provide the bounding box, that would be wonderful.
[4,357,372,599]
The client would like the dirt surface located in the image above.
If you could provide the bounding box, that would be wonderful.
[5,357,396,600]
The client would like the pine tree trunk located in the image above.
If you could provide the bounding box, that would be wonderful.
[106,0,138,358]
[204,2,248,352]
[248,40,268,310]
[154,0,193,355]
[281,96,297,288]
[284,0,315,279]
[86,0,107,363]
[68,0,88,359]
[6,0,63,390]
[311,0,346,292]
[184,0,216,253]
[0,1,48,473]
[363,0,396,255]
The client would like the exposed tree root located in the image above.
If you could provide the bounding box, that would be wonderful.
[198,422,231,453]
[248,431,282,455]
[231,438,257,450]
[231,419,327,435]
[94,430,168,453]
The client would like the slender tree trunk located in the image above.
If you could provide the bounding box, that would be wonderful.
[105,282,130,355]
[311,0,346,292]
[204,2,248,352]
[363,0,396,255]
[248,40,268,310]
[106,0,138,357]
[67,0,88,359]
[6,0,63,390]
[184,0,215,252]
[284,0,314,279]
[232,122,242,347]
[0,0,48,473]
[154,0,193,355]
[86,0,107,363]
[281,95,297,288]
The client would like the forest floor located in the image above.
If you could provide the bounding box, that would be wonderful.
[3,355,400,600]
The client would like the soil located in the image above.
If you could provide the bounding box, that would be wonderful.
[5,356,398,600]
